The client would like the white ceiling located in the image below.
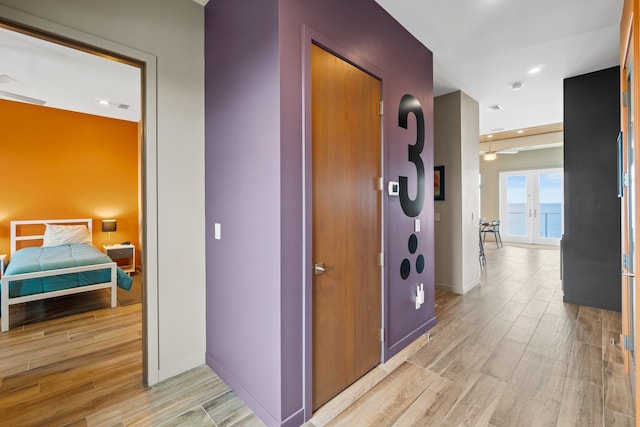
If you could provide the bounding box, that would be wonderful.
[0,27,140,122]
[374,0,623,135]
[0,1,624,133]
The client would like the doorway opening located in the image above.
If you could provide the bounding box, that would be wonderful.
[0,21,151,384]
[499,168,563,246]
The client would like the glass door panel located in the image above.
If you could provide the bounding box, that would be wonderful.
[535,172,563,245]
[503,174,529,241]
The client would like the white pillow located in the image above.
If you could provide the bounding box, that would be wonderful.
[42,223,92,247]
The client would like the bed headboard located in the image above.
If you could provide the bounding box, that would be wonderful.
[10,218,93,255]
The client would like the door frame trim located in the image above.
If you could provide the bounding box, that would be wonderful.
[301,25,387,420]
[0,5,160,385]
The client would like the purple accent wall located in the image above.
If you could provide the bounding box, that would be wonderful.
[205,1,435,426]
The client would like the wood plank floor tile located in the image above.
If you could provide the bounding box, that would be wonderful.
[604,360,634,416]
[602,309,623,333]
[440,373,506,427]
[504,314,539,344]
[309,366,388,427]
[604,408,636,427]
[438,317,512,384]
[495,300,526,322]
[490,349,567,426]
[556,377,603,427]
[575,315,603,347]
[60,419,88,427]
[160,406,216,427]
[202,390,257,427]
[489,385,561,427]
[520,298,550,320]
[326,362,436,426]
[228,413,267,427]
[602,330,624,364]
[567,342,603,386]
[391,375,463,426]
[579,306,603,321]
[380,333,428,373]
[121,371,230,427]
[527,314,575,361]
[480,338,527,381]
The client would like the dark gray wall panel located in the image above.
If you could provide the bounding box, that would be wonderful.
[563,66,621,312]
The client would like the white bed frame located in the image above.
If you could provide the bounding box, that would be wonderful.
[1,219,117,332]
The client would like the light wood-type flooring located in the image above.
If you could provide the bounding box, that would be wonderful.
[0,244,634,426]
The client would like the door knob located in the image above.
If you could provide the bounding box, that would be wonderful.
[314,263,335,275]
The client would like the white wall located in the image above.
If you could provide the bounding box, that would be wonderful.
[480,145,564,221]
[0,0,206,382]
[460,93,480,292]
[434,91,480,294]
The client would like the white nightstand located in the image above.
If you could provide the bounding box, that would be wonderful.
[103,244,135,274]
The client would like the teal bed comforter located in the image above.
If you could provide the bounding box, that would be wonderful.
[3,244,132,298]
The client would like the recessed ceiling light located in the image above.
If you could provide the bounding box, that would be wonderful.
[528,66,543,74]
[95,98,130,109]
[491,127,506,132]
[487,134,493,138]
[517,130,524,134]
[511,82,523,90]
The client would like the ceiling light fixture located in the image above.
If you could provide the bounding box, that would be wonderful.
[528,66,543,74]
[483,142,497,161]
[98,99,109,105]
[483,151,497,161]
[517,130,524,134]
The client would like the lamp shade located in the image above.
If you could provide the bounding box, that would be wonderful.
[102,219,117,232]
[483,152,497,161]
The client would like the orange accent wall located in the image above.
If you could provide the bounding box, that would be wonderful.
[0,99,139,260]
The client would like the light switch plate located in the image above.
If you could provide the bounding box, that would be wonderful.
[435,213,441,222]
[415,219,420,232]
[214,223,221,240]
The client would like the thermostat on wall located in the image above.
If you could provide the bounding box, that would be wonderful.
[388,181,399,196]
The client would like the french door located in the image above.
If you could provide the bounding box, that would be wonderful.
[499,169,563,245]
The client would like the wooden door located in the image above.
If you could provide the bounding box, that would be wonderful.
[311,44,382,410]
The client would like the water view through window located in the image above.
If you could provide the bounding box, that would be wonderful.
[503,170,563,242]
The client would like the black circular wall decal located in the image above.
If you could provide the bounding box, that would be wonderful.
[416,254,425,274]
[400,258,411,280]
[408,234,418,254]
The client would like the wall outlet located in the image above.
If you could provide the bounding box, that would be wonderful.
[434,213,441,222]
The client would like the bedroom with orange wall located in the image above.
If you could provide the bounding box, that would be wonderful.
[0,99,139,263]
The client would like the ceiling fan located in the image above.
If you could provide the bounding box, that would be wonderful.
[481,142,518,160]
